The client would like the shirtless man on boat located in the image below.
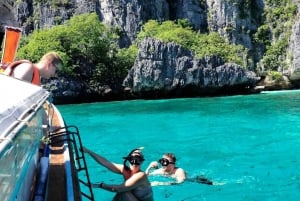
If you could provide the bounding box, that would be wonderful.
[3,51,62,85]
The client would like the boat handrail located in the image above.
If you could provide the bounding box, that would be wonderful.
[47,124,95,201]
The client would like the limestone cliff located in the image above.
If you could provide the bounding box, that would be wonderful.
[1,0,300,102]
[289,1,300,82]
[0,0,17,45]
[0,1,295,71]
[1,0,262,50]
[123,38,259,98]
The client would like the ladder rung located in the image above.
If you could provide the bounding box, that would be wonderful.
[61,125,94,200]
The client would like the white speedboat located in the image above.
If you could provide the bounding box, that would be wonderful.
[0,74,94,201]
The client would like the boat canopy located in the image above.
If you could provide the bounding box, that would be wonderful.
[0,73,50,140]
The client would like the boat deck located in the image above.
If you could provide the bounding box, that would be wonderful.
[45,104,81,201]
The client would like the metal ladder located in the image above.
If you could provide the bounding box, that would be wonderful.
[49,125,95,201]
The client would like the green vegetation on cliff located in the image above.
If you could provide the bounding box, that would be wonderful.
[17,13,130,87]
[16,0,298,87]
[17,13,247,87]
[137,20,247,66]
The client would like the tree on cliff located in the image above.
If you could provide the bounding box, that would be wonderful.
[17,13,131,86]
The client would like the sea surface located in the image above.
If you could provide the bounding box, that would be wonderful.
[58,90,300,201]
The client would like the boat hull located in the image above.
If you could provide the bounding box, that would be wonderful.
[0,74,83,201]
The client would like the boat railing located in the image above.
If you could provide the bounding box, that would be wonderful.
[48,125,95,201]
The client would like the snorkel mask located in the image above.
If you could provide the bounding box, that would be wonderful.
[123,147,145,168]
[158,158,175,166]
[128,155,144,165]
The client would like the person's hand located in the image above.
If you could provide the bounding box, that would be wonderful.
[151,181,163,186]
[151,181,176,186]
[145,161,159,174]
[149,161,159,169]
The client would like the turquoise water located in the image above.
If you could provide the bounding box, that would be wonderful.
[58,90,300,201]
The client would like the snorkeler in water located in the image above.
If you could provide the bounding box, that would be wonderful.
[145,153,186,186]
[146,153,213,186]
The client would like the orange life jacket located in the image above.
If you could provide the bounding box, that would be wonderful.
[6,60,40,85]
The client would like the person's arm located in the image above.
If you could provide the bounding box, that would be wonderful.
[145,161,159,175]
[151,172,186,186]
[150,168,186,186]
[174,167,186,183]
[94,172,147,193]
[82,147,122,174]
[6,62,34,82]
[150,181,178,186]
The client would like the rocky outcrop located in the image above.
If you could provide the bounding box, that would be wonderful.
[7,0,262,50]
[0,0,18,45]
[0,1,293,71]
[206,0,264,49]
[44,38,260,104]
[123,38,260,98]
[0,0,17,28]
[15,0,83,32]
[2,0,300,103]
[42,77,118,104]
[98,0,170,47]
[289,2,300,82]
